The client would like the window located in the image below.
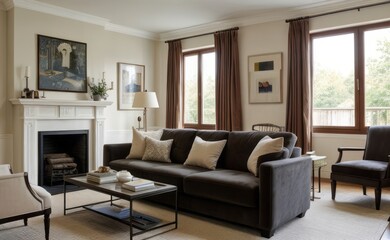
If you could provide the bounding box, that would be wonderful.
[311,21,390,134]
[183,48,216,129]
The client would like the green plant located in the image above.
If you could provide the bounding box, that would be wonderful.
[88,79,109,98]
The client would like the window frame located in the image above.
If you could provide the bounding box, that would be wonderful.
[311,21,390,134]
[182,47,216,130]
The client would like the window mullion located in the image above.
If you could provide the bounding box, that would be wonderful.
[355,28,363,132]
[198,53,203,126]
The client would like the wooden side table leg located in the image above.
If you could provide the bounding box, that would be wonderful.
[318,166,322,193]
[311,164,315,201]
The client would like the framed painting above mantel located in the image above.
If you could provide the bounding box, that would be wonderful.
[37,35,87,93]
[248,52,282,103]
[117,62,145,110]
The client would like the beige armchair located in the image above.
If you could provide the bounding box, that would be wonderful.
[0,164,52,239]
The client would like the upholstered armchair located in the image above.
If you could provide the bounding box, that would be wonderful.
[331,126,390,210]
[0,164,52,239]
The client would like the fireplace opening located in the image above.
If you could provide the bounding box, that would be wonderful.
[38,130,89,187]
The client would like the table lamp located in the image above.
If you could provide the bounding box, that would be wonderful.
[132,91,159,132]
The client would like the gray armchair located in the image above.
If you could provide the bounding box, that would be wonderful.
[331,126,390,210]
[0,164,52,239]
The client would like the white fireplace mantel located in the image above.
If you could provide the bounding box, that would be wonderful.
[10,98,113,185]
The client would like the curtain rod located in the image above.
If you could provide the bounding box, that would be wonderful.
[164,27,239,43]
[285,1,390,23]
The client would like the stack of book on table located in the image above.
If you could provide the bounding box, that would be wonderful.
[122,179,155,191]
[87,171,117,184]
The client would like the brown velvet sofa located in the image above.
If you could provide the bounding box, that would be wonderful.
[103,129,311,238]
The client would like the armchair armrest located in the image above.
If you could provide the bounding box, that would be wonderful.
[103,143,132,166]
[336,147,365,163]
[0,173,44,218]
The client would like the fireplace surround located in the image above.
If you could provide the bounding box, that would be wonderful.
[10,99,112,185]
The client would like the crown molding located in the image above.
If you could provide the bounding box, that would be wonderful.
[104,23,159,40]
[5,0,388,41]
[159,0,388,42]
[12,0,157,40]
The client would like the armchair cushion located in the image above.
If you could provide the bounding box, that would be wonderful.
[332,159,388,179]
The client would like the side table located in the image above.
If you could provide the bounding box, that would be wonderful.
[308,155,327,201]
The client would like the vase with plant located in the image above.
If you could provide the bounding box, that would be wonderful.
[88,74,113,101]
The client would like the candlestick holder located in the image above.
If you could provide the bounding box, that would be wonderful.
[23,76,30,93]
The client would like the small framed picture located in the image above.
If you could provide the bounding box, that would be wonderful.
[117,63,145,110]
[248,52,282,103]
[37,35,87,93]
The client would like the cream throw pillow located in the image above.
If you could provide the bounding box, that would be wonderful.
[184,136,227,170]
[247,136,284,176]
[126,127,163,159]
[142,137,173,162]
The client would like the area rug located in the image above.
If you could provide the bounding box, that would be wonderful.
[1,183,389,240]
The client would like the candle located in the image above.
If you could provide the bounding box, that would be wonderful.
[25,66,31,78]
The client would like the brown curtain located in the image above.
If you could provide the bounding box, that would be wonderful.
[214,29,243,131]
[285,19,312,153]
[166,40,182,128]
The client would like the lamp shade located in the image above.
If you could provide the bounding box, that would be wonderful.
[132,92,159,108]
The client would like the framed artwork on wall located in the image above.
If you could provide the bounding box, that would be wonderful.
[248,52,282,103]
[117,62,145,110]
[37,35,87,93]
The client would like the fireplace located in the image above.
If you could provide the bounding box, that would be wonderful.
[10,98,112,185]
[38,130,89,186]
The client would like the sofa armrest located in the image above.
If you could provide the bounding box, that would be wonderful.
[103,143,132,166]
[258,156,311,236]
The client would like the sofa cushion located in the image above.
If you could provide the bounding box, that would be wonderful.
[223,131,297,172]
[161,129,197,164]
[247,136,284,176]
[127,127,163,159]
[142,137,173,162]
[183,170,259,208]
[108,159,167,179]
[184,136,227,170]
[196,130,229,168]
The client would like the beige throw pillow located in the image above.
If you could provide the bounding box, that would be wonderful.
[126,127,163,159]
[142,137,173,162]
[247,136,284,176]
[184,136,227,170]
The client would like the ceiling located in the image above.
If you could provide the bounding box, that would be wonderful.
[2,0,385,40]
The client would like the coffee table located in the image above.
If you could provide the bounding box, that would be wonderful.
[63,175,177,240]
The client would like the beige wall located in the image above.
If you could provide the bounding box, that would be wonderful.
[1,8,13,165]
[1,9,6,133]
